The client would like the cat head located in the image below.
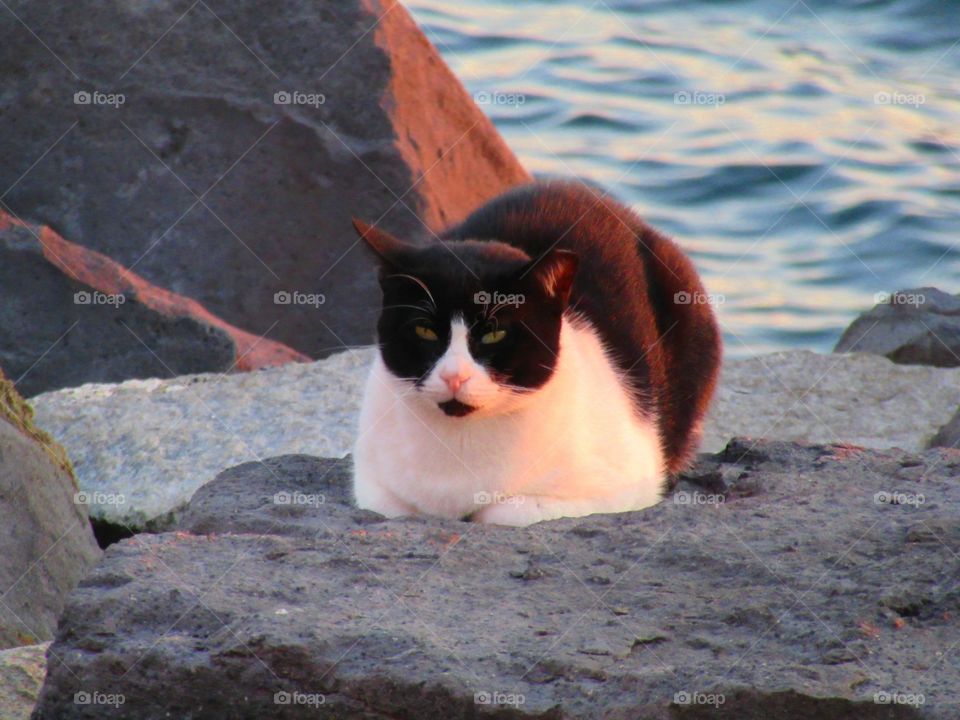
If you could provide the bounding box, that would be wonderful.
[355,220,578,418]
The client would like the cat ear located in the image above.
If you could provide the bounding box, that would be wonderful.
[352,219,410,268]
[529,249,579,305]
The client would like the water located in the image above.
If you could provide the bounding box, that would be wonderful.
[406,0,960,357]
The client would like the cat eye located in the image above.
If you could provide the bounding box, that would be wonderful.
[414,324,438,341]
[480,329,507,344]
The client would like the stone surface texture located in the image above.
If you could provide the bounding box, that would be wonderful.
[31,440,960,718]
[929,408,960,450]
[0,643,50,720]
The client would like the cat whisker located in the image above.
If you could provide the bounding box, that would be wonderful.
[488,302,511,318]
[384,274,437,309]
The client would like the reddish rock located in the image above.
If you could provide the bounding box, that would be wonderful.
[0,0,531,358]
[0,211,307,396]
[376,0,533,231]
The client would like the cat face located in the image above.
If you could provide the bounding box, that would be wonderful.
[355,220,578,418]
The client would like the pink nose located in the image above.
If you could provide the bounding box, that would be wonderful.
[440,370,471,394]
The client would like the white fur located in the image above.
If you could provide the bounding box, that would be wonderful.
[352,316,666,526]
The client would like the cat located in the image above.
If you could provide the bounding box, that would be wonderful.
[351,181,721,526]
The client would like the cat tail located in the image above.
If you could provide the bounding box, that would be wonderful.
[639,229,722,478]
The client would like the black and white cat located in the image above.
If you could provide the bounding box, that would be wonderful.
[352,181,721,526]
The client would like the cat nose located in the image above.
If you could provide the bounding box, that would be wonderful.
[439,369,471,394]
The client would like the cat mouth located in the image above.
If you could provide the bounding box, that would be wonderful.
[438,399,477,417]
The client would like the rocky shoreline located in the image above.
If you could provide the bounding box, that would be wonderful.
[3,329,958,718]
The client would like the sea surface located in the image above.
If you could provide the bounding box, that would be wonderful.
[407,0,960,356]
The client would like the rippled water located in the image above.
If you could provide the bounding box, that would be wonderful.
[407,0,960,356]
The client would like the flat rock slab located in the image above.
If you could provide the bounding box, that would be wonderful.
[707,350,960,451]
[32,350,368,531]
[32,440,960,718]
[30,349,960,531]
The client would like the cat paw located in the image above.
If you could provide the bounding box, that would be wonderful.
[354,480,418,518]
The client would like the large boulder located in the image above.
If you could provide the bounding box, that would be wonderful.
[0,0,531,359]
[0,211,307,397]
[32,440,960,718]
[0,369,100,649]
[835,288,960,367]
[29,349,960,532]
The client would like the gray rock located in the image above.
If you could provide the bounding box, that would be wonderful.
[835,288,960,367]
[702,349,960,452]
[0,211,307,398]
[0,643,50,720]
[32,349,368,531]
[0,0,530,359]
[32,440,960,718]
[929,407,960,450]
[30,348,960,532]
[0,371,101,649]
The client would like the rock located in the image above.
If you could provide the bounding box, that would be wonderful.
[32,350,369,531]
[0,0,531,359]
[32,440,960,718]
[835,287,960,367]
[0,643,49,720]
[929,408,960,450]
[703,350,960,452]
[0,212,308,397]
[0,369,100,649]
[30,348,960,532]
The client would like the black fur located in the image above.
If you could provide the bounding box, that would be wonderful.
[356,223,573,394]
[356,181,721,474]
